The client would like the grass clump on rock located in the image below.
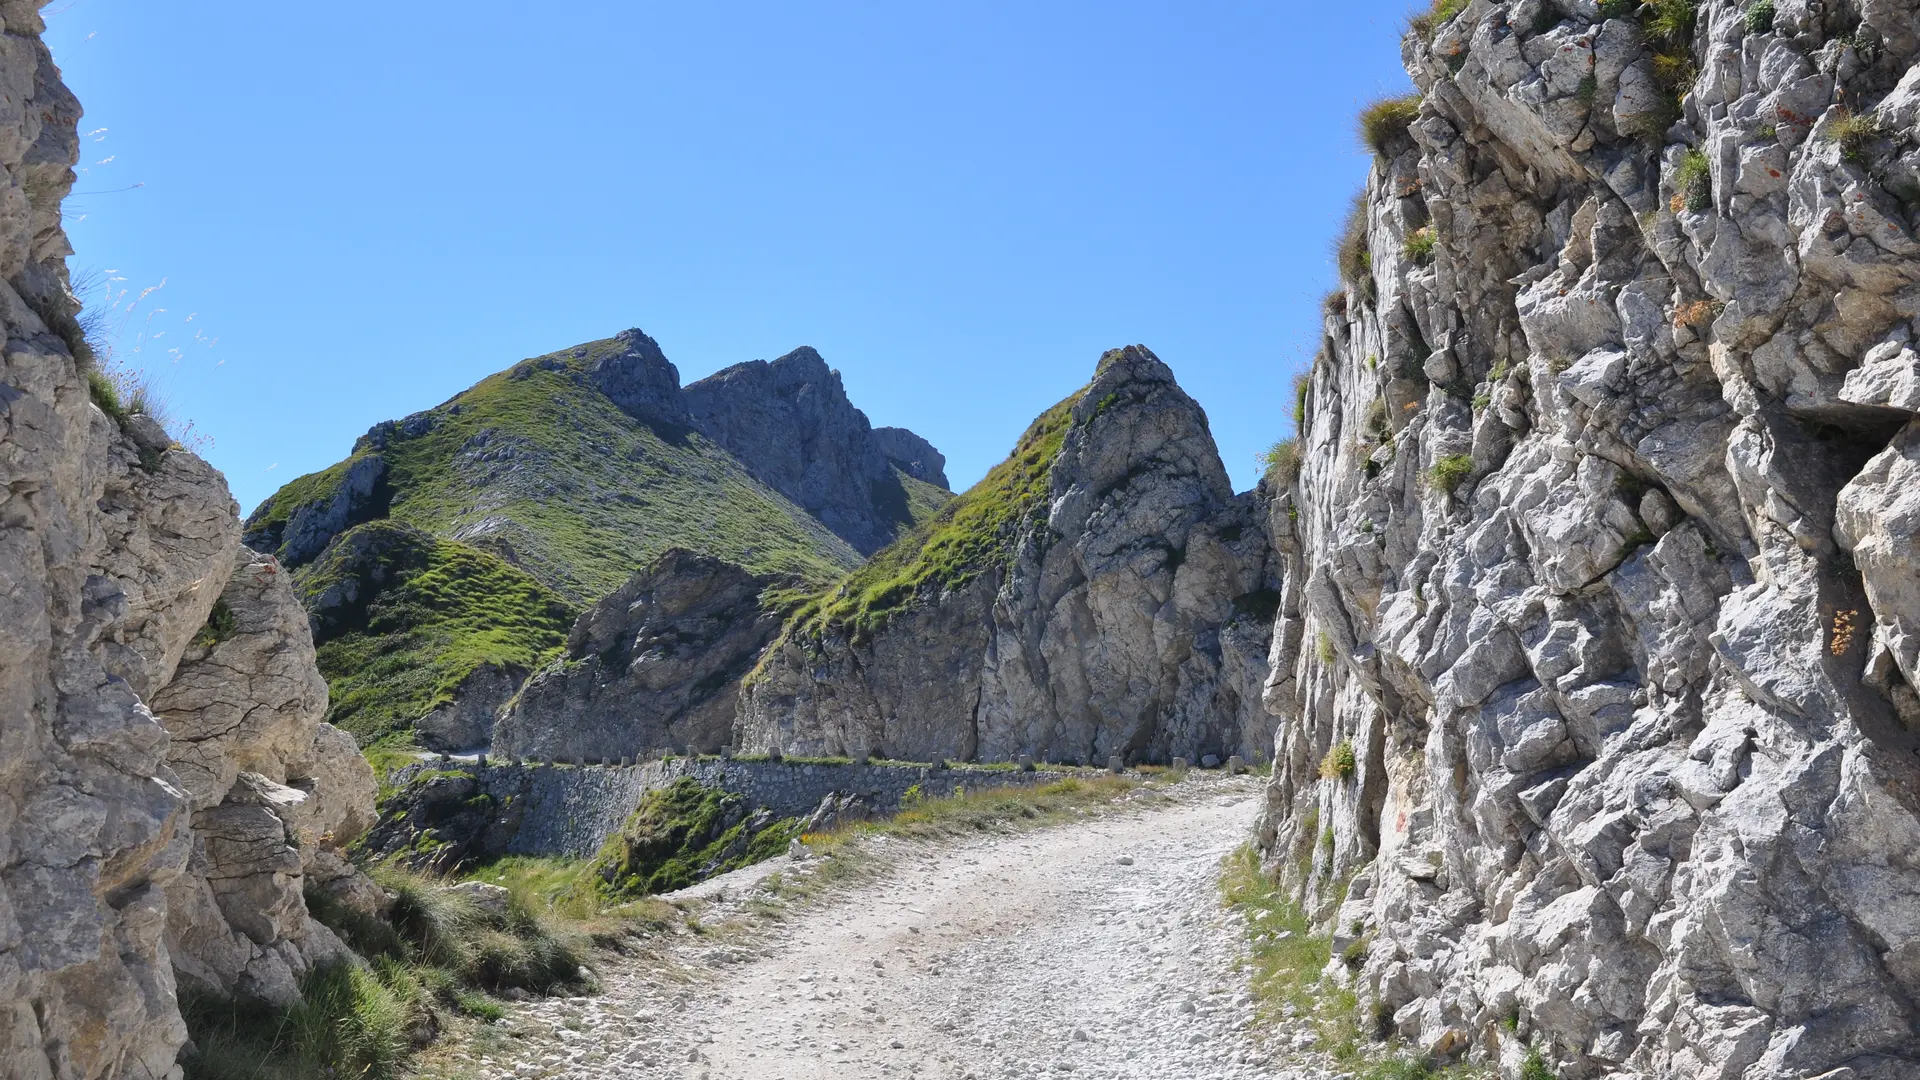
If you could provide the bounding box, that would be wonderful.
[1407,0,1466,39]
[1427,454,1474,494]
[1403,226,1437,265]
[1671,148,1712,212]
[1359,95,1422,155]
[1320,739,1358,781]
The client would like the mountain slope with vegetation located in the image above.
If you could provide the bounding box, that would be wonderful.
[246,330,950,749]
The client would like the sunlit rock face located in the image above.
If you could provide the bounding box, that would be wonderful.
[1256,2,1920,1077]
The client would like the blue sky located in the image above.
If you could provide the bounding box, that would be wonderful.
[46,1,1416,512]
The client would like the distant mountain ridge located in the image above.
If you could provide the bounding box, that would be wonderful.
[244,329,950,747]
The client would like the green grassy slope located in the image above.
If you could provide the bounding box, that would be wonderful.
[298,521,574,744]
[248,333,953,748]
[256,338,870,605]
[774,388,1081,644]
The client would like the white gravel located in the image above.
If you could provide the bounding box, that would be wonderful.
[452,776,1336,1080]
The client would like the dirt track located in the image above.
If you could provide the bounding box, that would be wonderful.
[451,776,1333,1080]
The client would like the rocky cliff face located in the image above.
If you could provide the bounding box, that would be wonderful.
[492,549,785,762]
[682,346,934,555]
[740,347,1279,766]
[0,11,375,1076]
[1258,2,1920,1077]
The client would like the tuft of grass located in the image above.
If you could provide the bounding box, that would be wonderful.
[1408,0,1467,39]
[1361,1058,1440,1080]
[1743,0,1773,33]
[1262,439,1301,485]
[86,368,128,426]
[1359,95,1422,155]
[180,962,416,1080]
[1316,631,1337,666]
[1671,148,1712,212]
[1403,226,1437,266]
[1640,0,1698,50]
[1597,0,1635,16]
[1293,372,1312,431]
[1520,1047,1558,1080]
[1829,109,1882,164]
[1427,454,1474,494]
[1320,740,1358,781]
[1337,194,1373,284]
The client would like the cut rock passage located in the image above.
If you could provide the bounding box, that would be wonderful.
[453,778,1337,1080]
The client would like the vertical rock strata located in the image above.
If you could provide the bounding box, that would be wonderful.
[741,347,1280,765]
[0,9,375,1076]
[1260,2,1920,1077]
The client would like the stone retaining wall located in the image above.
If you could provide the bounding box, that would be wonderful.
[392,757,1084,859]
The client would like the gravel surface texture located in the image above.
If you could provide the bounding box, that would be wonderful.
[448,776,1337,1079]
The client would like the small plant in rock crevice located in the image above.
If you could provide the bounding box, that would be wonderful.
[1261,438,1301,485]
[1427,454,1474,494]
[1316,631,1337,666]
[1403,226,1437,266]
[1320,740,1358,782]
[1520,1046,1558,1080]
[1408,0,1467,39]
[189,599,237,650]
[1743,0,1774,34]
[1671,149,1712,211]
[1828,109,1882,164]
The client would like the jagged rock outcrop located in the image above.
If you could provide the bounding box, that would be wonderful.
[493,549,784,762]
[873,425,950,488]
[1259,3,1920,1078]
[740,347,1280,765]
[683,346,927,554]
[0,14,377,1074]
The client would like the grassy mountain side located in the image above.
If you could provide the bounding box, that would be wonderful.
[250,336,876,606]
[298,521,575,744]
[775,389,1081,644]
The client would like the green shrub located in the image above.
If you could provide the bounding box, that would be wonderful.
[1521,1047,1558,1080]
[1673,148,1712,211]
[1743,0,1774,33]
[593,778,802,899]
[1428,454,1474,493]
[1403,226,1437,265]
[1319,740,1357,781]
[1642,0,1698,49]
[1359,95,1422,155]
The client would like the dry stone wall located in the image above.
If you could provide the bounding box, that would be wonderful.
[376,758,1085,861]
[1259,2,1920,1078]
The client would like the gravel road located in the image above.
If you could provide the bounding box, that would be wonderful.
[455,776,1334,1080]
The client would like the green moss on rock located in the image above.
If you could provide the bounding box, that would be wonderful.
[591,778,800,898]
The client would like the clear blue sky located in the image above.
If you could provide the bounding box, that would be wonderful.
[46,1,1416,513]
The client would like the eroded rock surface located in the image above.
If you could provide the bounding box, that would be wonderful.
[0,13,376,1074]
[1258,3,1920,1078]
[741,347,1280,766]
[493,549,784,762]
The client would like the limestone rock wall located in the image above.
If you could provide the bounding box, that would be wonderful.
[491,549,784,763]
[1258,2,1920,1077]
[741,348,1281,766]
[0,10,376,1075]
